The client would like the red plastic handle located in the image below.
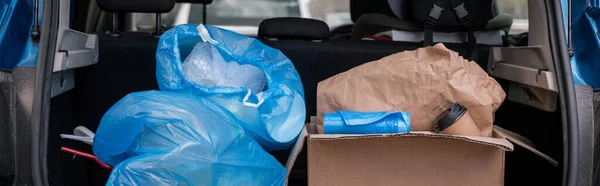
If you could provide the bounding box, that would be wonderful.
[61,147,113,170]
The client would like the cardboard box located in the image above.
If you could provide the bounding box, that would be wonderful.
[285,122,557,186]
[295,45,556,185]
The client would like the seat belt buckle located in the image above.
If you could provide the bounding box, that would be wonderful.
[428,4,445,20]
[452,2,472,25]
[426,3,445,27]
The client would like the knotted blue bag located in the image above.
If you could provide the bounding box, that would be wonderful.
[156,24,306,151]
[93,91,287,186]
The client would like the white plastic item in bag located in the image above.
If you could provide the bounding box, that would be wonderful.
[182,42,267,93]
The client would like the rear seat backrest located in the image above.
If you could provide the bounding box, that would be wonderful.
[72,0,175,135]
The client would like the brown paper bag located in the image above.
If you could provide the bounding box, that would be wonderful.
[316,44,505,137]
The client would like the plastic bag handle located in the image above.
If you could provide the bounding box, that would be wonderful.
[243,89,264,108]
[61,126,96,145]
[197,24,219,45]
[61,134,94,145]
[74,126,95,137]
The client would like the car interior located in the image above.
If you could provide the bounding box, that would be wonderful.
[47,0,567,185]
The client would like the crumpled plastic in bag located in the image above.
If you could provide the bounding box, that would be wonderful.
[93,91,286,186]
[183,42,266,93]
[156,24,306,151]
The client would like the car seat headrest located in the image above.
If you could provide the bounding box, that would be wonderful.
[350,0,397,23]
[258,18,330,40]
[97,0,176,13]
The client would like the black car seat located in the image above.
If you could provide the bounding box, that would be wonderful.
[352,0,511,61]
[330,0,396,39]
[352,0,512,38]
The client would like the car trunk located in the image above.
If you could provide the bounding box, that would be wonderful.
[43,0,569,185]
[44,38,563,186]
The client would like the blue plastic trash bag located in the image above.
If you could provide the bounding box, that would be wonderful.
[93,91,286,186]
[156,24,306,151]
[324,111,410,134]
[572,7,600,88]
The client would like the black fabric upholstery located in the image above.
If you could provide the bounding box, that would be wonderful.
[258,18,330,40]
[351,13,421,40]
[353,0,509,39]
[73,32,159,137]
[408,0,493,30]
[387,0,410,20]
[350,0,397,23]
[388,0,500,22]
[97,0,175,13]
[330,24,354,39]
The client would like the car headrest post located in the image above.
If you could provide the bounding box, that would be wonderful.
[107,12,120,37]
[152,13,162,38]
[203,4,207,24]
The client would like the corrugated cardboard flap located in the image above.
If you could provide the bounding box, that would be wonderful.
[285,123,557,184]
[493,126,558,166]
[309,131,514,151]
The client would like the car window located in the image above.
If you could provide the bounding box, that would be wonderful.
[497,0,529,34]
[186,0,351,30]
[188,0,301,27]
[133,0,352,35]
[303,0,351,29]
